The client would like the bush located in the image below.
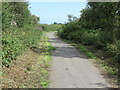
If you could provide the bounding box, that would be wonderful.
[80,32,98,45]
[2,36,25,66]
[58,21,79,39]
[2,27,43,67]
[2,2,42,67]
[106,41,120,61]
[40,24,62,32]
[21,29,43,47]
[98,31,114,44]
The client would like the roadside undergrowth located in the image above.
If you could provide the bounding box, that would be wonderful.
[38,35,56,88]
[2,32,55,88]
[23,33,56,88]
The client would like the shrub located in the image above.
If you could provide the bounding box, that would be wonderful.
[80,32,98,45]
[2,36,25,66]
[58,21,79,39]
[98,31,114,45]
[2,27,43,67]
[106,40,120,62]
[40,24,62,32]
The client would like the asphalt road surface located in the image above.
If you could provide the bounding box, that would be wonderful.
[47,32,109,88]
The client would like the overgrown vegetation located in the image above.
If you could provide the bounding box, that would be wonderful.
[58,2,119,81]
[2,34,56,88]
[39,37,56,88]
[40,24,62,32]
[2,2,42,67]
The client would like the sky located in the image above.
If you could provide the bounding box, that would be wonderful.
[29,2,87,24]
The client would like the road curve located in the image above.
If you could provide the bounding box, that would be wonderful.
[47,32,109,88]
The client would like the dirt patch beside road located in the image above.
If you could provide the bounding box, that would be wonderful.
[2,35,51,88]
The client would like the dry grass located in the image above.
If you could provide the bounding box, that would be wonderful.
[2,35,53,88]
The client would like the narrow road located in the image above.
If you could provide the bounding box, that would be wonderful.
[47,32,109,88]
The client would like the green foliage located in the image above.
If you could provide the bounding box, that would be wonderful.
[21,29,43,48]
[2,28,42,67]
[2,2,31,30]
[39,37,55,88]
[47,43,56,52]
[80,2,119,30]
[58,2,119,76]
[58,21,79,40]
[29,15,40,27]
[40,24,62,32]
[2,2,13,30]
[2,2,42,67]
[80,32,98,45]
[68,15,78,22]
[2,2,40,30]
[2,35,24,66]
[106,41,120,61]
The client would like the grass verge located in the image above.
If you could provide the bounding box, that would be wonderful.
[21,33,56,88]
[38,35,56,88]
[2,32,56,88]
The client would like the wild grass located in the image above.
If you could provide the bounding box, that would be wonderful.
[38,35,56,88]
